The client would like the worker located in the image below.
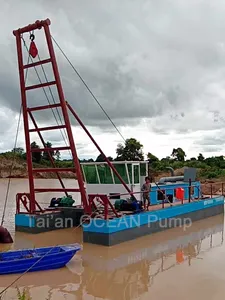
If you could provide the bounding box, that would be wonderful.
[141,176,151,210]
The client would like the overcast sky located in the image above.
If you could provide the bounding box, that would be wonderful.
[1,0,225,160]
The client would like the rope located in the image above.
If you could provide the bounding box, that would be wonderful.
[0,202,101,297]
[1,107,22,227]
[50,35,168,194]
[37,53,71,154]
[51,35,126,143]
[1,53,31,227]
[21,36,72,158]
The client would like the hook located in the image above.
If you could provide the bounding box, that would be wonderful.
[30,33,35,41]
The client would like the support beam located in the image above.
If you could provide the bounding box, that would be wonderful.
[33,168,75,173]
[28,103,61,112]
[30,146,70,152]
[44,24,88,211]
[66,102,135,199]
[13,19,51,35]
[14,31,35,213]
[23,58,51,69]
[29,125,66,132]
[25,81,56,91]
[34,188,80,192]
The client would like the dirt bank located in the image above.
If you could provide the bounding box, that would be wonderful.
[0,156,76,179]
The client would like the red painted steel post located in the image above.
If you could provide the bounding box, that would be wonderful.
[42,23,89,211]
[14,33,36,213]
[66,102,134,197]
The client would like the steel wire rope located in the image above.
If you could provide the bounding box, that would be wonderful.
[36,53,70,151]
[50,35,126,143]
[21,36,72,158]
[0,201,102,298]
[50,36,171,197]
[1,50,31,227]
[0,35,96,297]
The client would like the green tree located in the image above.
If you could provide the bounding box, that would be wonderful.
[115,138,144,161]
[147,152,159,163]
[171,147,186,161]
[80,158,94,162]
[198,153,205,162]
[12,147,24,155]
[96,153,113,162]
[161,156,173,162]
[42,141,60,161]
[30,141,42,163]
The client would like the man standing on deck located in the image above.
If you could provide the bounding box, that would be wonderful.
[141,176,151,210]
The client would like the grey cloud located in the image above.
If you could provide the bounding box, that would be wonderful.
[1,0,225,153]
[201,146,224,153]
[193,136,225,146]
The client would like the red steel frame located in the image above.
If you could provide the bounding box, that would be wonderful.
[13,19,134,218]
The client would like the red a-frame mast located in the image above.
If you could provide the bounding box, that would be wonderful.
[13,19,133,218]
[13,19,88,213]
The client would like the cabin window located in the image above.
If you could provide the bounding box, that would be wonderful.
[114,164,129,184]
[97,165,114,184]
[82,165,98,184]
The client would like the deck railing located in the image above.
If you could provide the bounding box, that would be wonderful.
[15,181,225,216]
[95,180,225,214]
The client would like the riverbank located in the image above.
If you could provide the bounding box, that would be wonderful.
[0,156,76,179]
[0,156,225,196]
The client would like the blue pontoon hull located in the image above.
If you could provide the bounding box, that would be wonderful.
[0,243,81,275]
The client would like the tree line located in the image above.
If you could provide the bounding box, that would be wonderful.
[2,137,225,179]
[94,138,225,179]
[11,141,60,163]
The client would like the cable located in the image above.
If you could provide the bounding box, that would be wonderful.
[0,201,102,297]
[1,53,31,227]
[51,35,126,143]
[51,34,164,193]
[1,107,22,227]
[37,53,70,149]
[21,36,72,158]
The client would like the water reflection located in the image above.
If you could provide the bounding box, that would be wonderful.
[0,214,224,299]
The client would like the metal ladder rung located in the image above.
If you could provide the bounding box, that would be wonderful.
[33,167,75,173]
[25,81,56,91]
[23,58,51,69]
[34,188,80,193]
[29,125,66,132]
[31,146,70,152]
[28,103,61,112]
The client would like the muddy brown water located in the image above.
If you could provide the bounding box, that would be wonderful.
[0,179,225,299]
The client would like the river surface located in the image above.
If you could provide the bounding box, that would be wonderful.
[0,179,225,299]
